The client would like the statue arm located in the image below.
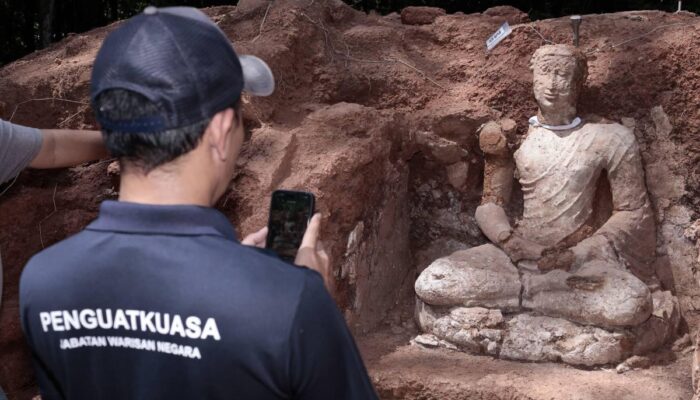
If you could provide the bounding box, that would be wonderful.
[474,122,544,262]
[475,122,514,243]
[571,128,656,274]
[478,122,514,207]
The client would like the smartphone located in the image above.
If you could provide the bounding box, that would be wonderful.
[265,190,316,262]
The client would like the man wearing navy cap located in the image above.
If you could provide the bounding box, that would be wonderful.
[20,6,377,400]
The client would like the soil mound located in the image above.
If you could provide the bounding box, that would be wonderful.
[1,1,699,398]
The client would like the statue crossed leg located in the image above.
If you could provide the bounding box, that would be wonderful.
[416,243,651,329]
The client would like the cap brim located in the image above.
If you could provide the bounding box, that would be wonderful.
[239,55,275,97]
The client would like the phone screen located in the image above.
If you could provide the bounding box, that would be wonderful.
[265,190,316,262]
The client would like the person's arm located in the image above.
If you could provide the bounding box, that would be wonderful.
[288,271,378,400]
[30,129,109,169]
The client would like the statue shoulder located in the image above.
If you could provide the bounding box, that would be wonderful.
[586,122,637,148]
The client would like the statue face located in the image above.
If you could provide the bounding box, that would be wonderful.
[532,55,580,118]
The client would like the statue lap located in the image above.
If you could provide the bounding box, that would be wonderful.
[416,244,652,328]
[414,243,673,366]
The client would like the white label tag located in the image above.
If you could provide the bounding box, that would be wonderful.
[486,22,512,51]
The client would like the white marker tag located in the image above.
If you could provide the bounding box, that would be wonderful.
[486,22,512,51]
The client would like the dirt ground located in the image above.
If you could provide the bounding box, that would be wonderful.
[360,328,693,400]
[1,0,699,398]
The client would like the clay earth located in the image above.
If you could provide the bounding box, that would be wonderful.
[1,1,700,399]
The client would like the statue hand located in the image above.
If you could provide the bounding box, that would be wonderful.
[500,234,546,263]
[569,234,618,267]
[537,247,575,272]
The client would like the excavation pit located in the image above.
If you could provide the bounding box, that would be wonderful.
[1,1,700,398]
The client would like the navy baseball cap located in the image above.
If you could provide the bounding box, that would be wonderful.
[91,6,274,133]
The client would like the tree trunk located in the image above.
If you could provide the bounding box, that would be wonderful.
[109,0,119,19]
[40,0,55,48]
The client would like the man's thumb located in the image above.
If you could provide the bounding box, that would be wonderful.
[299,213,321,250]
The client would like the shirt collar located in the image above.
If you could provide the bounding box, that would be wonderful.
[87,200,238,241]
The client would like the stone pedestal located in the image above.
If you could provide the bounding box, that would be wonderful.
[416,297,679,366]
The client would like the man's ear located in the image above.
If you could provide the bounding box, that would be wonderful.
[208,108,235,162]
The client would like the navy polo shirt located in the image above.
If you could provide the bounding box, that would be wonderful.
[20,201,378,400]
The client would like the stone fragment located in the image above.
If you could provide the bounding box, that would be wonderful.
[411,334,458,351]
[686,220,700,241]
[415,298,438,331]
[431,307,504,355]
[483,6,530,24]
[415,301,504,355]
[107,160,121,188]
[616,355,651,374]
[415,131,468,164]
[415,244,521,310]
[445,162,468,189]
[671,333,691,352]
[667,205,692,225]
[500,314,632,366]
[685,220,700,265]
[651,105,673,137]
[633,290,680,355]
[412,333,440,348]
[345,221,364,257]
[107,160,120,176]
[400,6,446,25]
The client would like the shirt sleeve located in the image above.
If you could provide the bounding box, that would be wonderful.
[288,271,378,400]
[0,119,43,184]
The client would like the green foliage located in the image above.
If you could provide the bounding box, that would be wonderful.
[1,0,696,66]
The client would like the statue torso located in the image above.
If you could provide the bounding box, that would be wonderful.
[513,122,632,246]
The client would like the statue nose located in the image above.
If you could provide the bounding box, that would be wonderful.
[552,75,569,89]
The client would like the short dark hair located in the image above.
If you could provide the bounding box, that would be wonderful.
[94,89,239,172]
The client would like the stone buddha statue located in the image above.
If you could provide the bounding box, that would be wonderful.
[414,44,678,366]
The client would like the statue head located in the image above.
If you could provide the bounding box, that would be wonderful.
[530,44,588,125]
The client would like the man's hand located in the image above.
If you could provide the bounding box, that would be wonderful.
[501,233,546,263]
[295,214,332,293]
[241,226,268,248]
